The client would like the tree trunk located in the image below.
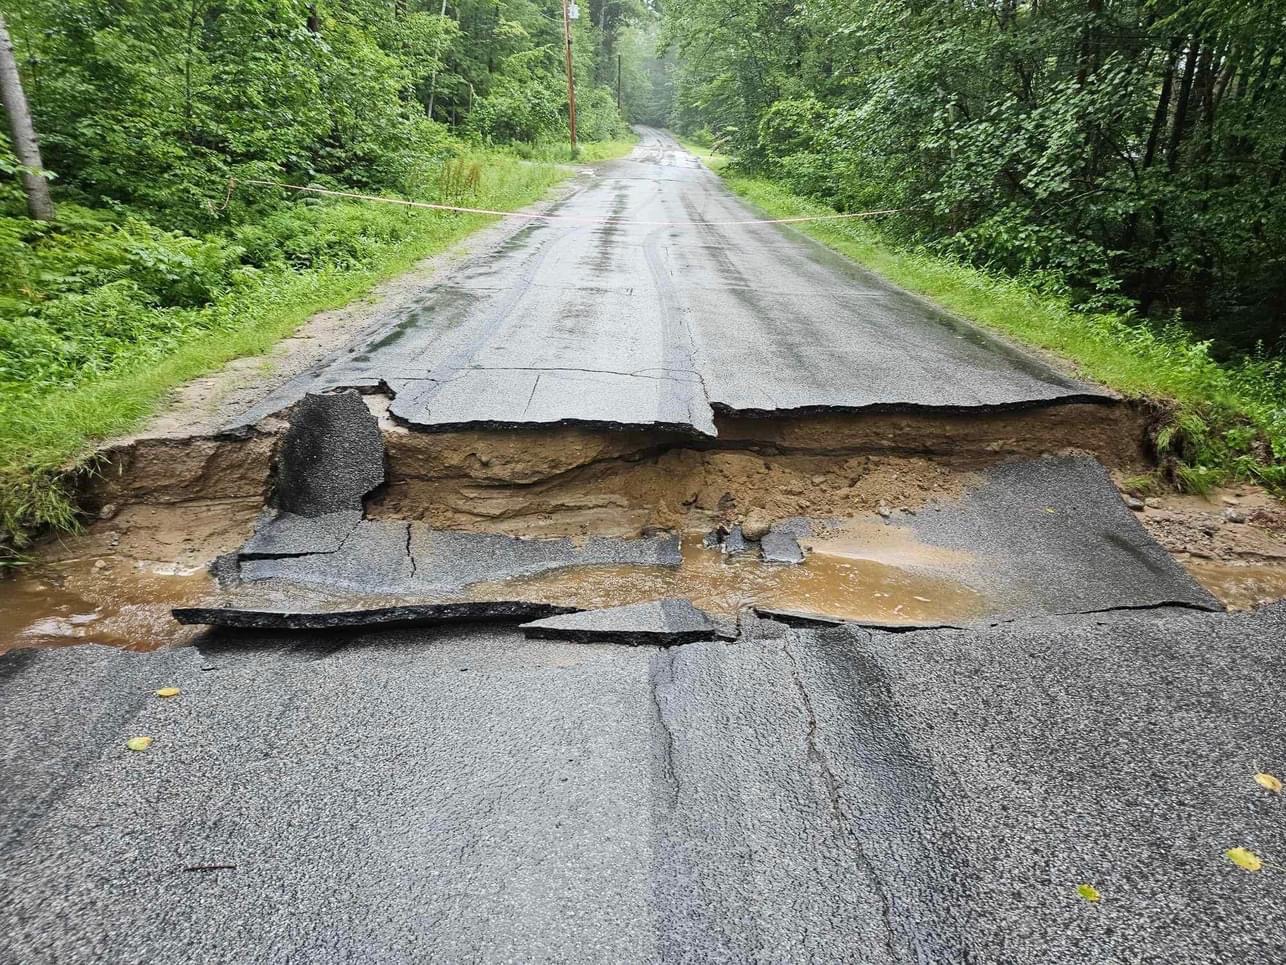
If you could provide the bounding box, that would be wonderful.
[1142,43,1178,170]
[1165,38,1200,173]
[0,13,55,221]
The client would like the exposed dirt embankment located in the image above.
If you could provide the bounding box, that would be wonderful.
[373,404,1151,536]
[72,401,1151,541]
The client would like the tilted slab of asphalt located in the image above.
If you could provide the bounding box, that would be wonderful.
[2,606,1283,962]
[226,128,1108,436]
[519,599,720,646]
[900,454,1222,620]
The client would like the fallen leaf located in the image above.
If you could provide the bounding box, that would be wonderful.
[1076,883,1101,902]
[1043,507,1058,514]
[1226,847,1263,872]
[1254,772,1282,794]
[154,687,181,698]
[127,736,153,752]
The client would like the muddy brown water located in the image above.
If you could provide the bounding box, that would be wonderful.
[1,526,989,653]
[1184,561,1286,611]
[0,557,215,655]
[467,532,988,624]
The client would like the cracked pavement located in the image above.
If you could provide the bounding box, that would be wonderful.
[3,607,1283,962]
[227,128,1108,435]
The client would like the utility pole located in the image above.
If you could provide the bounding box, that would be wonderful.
[0,13,54,221]
[561,0,578,154]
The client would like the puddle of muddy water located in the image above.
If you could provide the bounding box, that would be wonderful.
[0,557,215,655]
[465,532,987,624]
[1183,560,1286,611]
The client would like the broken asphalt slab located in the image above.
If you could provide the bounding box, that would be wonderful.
[903,454,1222,618]
[519,598,719,646]
[173,600,576,631]
[3,604,1283,961]
[178,526,683,630]
[222,128,1111,438]
[235,525,680,596]
[272,390,383,515]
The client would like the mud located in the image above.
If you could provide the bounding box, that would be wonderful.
[1184,561,1286,611]
[373,404,1151,537]
[79,434,275,514]
[0,556,215,655]
[1124,485,1286,609]
[466,533,988,625]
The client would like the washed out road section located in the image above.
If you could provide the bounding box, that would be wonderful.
[227,129,1107,436]
[2,607,1282,962]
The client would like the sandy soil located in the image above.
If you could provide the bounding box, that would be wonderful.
[1123,481,1286,609]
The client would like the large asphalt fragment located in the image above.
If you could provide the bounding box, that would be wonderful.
[3,605,1283,961]
[272,390,383,515]
[519,598,718,646]
[173,600,576,631]
[901,454,1222,619]
[178,523,682,630]
[237,391,383,559]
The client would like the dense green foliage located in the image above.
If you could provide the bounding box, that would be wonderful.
[664,1,1286,355]
[0,0,663,559]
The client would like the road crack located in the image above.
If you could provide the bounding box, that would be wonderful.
[781,631,898,960]
[648,648,681,809]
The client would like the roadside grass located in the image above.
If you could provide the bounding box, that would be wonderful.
[0,151,567,564]
[714,169,1286,493]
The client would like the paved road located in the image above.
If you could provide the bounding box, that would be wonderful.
[2,608,1283,962]
[233,128,1106,435]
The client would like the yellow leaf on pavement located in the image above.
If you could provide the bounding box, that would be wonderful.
[126,736,153,752]
[1076,883,1101,902]
[154,687,181,698]
[1226,847,1263,872]
[1254,772,1282,794]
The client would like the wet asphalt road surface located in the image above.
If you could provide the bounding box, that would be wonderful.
[2,608,1283,962]
[4,131,1283,963]
[231,128,1107,434]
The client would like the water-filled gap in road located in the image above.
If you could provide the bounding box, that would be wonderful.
[4,400,1284,653]
[465,532,987,624]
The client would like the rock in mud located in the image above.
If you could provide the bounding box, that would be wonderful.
[740,509,773,541]
[760,530,805,564]
[519,598,719,646]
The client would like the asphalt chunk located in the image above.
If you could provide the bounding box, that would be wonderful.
[273,390,384,516]
[905,454,1222,618]
[520,599,719,646]
[173,600,577,631]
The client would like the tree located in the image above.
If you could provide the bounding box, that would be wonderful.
[0,12,54,221]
